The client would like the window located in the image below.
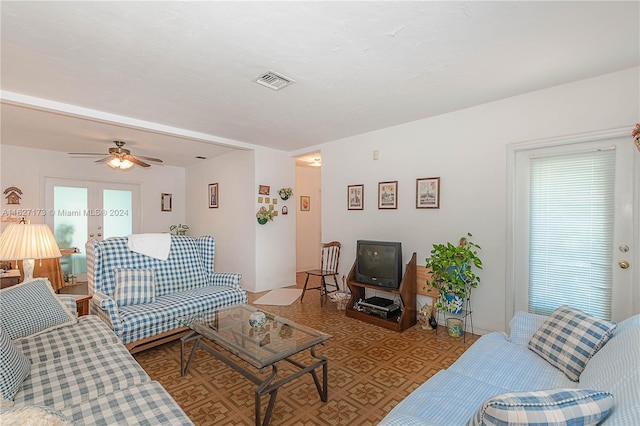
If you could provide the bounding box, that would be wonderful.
[528,150,615,319]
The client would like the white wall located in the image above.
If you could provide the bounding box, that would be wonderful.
[252,148,297,292]
[295,165,321,272]
[185,150,256,290]
[320,67,640,334]
[0,145,185,232]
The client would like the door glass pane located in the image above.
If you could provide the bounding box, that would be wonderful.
[103,189,132,239]
[529,150,615,320]
[53,186,88,277]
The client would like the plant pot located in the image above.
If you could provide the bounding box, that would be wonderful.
[447,318,463,338]
[443,294,464,314]
[257,217,268,225]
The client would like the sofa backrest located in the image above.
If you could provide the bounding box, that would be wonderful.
[87,235,215,297]
[579,314,640,424]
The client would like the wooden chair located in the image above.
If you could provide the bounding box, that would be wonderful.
[301,241,341,305]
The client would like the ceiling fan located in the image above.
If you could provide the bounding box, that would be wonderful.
[69,140,163,169]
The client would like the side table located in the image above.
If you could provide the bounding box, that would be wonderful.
[0,269,21,289]
[70,294,92,317]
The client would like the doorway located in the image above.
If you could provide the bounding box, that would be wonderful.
[295,153,322,273]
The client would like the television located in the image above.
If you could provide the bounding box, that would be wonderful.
[355,240,403,289]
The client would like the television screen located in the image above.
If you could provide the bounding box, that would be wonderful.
[355,240,402,289]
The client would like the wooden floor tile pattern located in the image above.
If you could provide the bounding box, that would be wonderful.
[134,274,478,425]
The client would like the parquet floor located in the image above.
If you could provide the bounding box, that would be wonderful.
[133,274,478,425]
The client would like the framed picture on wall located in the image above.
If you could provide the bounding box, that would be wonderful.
[347,184,364,210]
[161,193,172,212]
[300,195,310,211]
[208,183,219,208]
[259,185,270,195]
[378,181,398,209]
[416,177,440,209]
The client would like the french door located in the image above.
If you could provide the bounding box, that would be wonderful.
[44,177,140,279]
[509,131,636,323]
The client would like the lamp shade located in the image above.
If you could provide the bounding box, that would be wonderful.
[0,223,62,261]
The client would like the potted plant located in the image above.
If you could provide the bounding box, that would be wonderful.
[169,224,189,235]
[256,207,275,225]
[425,233,482,314]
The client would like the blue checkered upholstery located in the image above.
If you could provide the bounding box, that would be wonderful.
[528,306,616,381]
[0,330,31,402]
[467,389,613,426]
[60,381,193,425]
[87,235,246,345]
[14,316,119,364]
[0,278,77,340]
[113,267,156,306]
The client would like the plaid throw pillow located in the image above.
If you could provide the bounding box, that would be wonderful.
[467,389,613,426]
[0,278,77,340]
[113,268,157,307]
[528,306,616,381]
[0,330,31,401]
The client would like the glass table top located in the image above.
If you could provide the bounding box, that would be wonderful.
[187,304,332,369]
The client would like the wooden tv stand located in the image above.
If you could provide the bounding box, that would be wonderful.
[345,252,417,332]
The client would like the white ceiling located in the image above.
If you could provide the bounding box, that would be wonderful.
[1,1,638,167]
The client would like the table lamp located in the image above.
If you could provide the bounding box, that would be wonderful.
[0,223,62,282]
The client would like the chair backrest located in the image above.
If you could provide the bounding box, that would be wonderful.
[320,241,341,274]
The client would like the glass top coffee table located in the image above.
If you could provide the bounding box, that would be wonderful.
[180,304,332,426]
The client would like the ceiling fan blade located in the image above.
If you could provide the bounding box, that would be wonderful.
[94,156,113,163]
[69,152,105,156]
[134,155,163,163]
[128,155,151,168]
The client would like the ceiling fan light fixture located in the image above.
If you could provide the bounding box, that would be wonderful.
[108,157,133,170]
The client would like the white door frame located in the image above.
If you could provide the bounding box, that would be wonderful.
[506,127,639,326]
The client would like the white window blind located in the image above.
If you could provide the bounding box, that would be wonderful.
[529,149,615,320]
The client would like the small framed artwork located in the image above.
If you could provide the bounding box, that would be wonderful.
[282,206,288,215]
[161,193,172,212]
[347,184,364,210]
[300,196,310,211]
[208,183,219,208]
[272,198,277,205]
[259,185,270,195]
[258,197,263,203]
[378,181,398,209]
[416,177,440,209]
[265,197,270,203]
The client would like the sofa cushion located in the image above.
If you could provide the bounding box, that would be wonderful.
[0,331,30,402]
[528,305,616,381]
[380,370,511,426]
[14,343,149,409]
[59,381,194,425]
[113,267,157,307]
[467,389,613,426]
[449,332,575,392]
[0,279,76,340]
[0,405,72,425]
[117,284,247,345]
[14,316,119,364]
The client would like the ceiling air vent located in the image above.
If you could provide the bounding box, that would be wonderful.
[253,70,295,91]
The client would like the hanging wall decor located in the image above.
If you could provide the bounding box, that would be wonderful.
[3,186,22,205]
[209,183,219,208]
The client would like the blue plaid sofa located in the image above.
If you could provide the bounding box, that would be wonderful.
[1,278,193,425]
[86,235,247,353]
[380,309,640,425]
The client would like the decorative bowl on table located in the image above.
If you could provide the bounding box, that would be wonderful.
[249,311,267,328]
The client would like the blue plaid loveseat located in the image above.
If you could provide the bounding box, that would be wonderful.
[86,235,247,353]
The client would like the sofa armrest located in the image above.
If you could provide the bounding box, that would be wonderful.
[508,310,548,346]
[57,295,79,318]
[209,272,243,290]
[91,291,122,335]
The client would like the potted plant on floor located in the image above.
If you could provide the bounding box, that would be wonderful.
[425,233,482,314]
